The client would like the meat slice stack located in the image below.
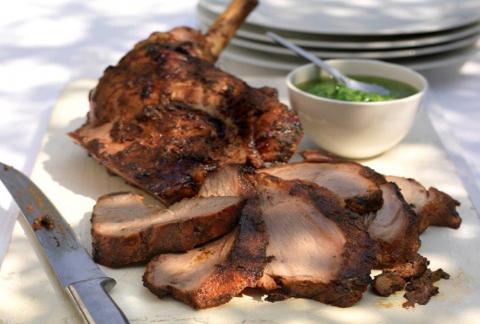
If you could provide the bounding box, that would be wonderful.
[252,175,376,307]
[143,174,376,308]
[143,199,268,309]
[69,0,302,205]
[91,150,462,309]
[260,161,420,268]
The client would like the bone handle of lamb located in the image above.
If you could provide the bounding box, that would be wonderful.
[206,0,258,60]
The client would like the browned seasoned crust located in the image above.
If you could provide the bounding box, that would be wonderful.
[421,187,461,229]
[386,176,462,233]
[372,254,428,297]
[372,253,450,307]
[403,268,450,308]
[143,198,268,309]
[254,174,377,307]
[372,272,406,297]
[91,192,245,267]
[69,26,302,205]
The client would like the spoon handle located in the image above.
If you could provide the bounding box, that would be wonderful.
[266,32,348,84]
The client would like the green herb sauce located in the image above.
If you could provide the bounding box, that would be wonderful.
[296,75,418,102]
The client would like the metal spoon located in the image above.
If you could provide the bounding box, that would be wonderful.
[266,32,390,96]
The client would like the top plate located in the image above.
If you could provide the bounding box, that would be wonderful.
[201,0,480,36]
[198,6,480,50]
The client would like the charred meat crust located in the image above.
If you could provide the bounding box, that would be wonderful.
[372,272,406,297]
[386,176,462,233]
[372,254,450,308]
[255,175,377,307]
[372,254,428,297]
[403,268,450,308]
[70,27,302,205]
[344,164,385,215]
[421,187,461,230]
[143,198,268,309]
[91,193,245,267]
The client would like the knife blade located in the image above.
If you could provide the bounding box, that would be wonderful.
[0,162,129,324]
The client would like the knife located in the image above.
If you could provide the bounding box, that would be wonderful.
[0,162,129,324]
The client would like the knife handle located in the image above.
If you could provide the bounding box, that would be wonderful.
[66,277,129,324]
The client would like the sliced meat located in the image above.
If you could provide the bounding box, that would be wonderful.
[260,162,384,215]
[301,151,461,233]
[386,176,461,233]
[198,164,254,198]
[366,183,420,268]
[92,192,244,267]
[254,174,376,307]
[143,198,268,309]
[287,152,425,268]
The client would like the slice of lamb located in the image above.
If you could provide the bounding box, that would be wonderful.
[260,162,384,215]
[366,183,420,268]
[92,192,244,267]
[254,174,376,307]
[301,151,461,232]
[143,199,268,309]
[198,164,254,198]
[386,176,461,233]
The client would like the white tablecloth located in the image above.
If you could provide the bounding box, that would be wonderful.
[0,0,479,264]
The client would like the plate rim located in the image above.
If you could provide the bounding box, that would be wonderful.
[221,43,479,71]
[198,8,480,50]
[226,33,480,59]
[200,0,480,36]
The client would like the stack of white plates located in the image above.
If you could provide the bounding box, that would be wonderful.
[197,0,480,71]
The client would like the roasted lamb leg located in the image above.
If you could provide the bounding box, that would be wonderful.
[70,0,302,205]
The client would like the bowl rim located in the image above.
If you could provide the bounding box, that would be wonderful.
[286,59,428,107]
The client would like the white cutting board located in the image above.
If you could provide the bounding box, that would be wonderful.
[1,76,480,324]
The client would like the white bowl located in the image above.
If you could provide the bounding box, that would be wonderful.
[287,59,428,159]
